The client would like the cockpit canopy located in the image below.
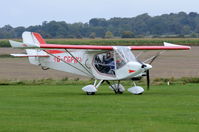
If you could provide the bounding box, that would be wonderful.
[94,47,137,76]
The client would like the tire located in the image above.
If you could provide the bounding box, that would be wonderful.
[114,90,123,94]
[86,92,95,95]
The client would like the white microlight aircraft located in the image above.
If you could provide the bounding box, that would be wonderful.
[9,32,191,95]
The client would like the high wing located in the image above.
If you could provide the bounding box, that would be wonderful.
[9,32,191,50]
[10,40,191,50]
[39,43,190,50]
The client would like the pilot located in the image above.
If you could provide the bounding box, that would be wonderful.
[104,52,113,64]
[103,52,115,74]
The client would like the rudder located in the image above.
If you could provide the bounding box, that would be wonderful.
[22,32,48,65]
[22,31,46,45]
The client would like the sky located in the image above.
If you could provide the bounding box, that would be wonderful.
[1,0,199,27]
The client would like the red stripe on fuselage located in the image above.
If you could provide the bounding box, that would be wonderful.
[45,50,65,54]
[128,70,135,73]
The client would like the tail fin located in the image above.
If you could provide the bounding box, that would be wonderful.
[22,31,46,45]
[10,31,48,66]
[9,31,46,48]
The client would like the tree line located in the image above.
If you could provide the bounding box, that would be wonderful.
[1,12,199,39]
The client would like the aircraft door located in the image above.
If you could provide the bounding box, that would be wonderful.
[113,46,138,79]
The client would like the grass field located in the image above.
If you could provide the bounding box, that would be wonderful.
[0,84,199,132]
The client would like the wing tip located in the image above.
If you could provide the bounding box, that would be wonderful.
[164,42,191,50]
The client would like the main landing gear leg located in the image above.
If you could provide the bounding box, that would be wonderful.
[106,80,125,94]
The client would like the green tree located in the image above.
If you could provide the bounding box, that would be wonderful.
[182,25,191,35]
[14,26,25,38]
[89,18,107,26]
[121,31,134,38]
[104,31,113,38]
[89,32,96,39]
[1,12,199,38]
[0,25,15,38]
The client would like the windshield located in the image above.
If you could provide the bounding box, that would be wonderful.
[114,46,137,62]
[113,46,137,69]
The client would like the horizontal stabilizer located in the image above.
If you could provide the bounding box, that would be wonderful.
[10,54,49,57]
[9,40,39,48]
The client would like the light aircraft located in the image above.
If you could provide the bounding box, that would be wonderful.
[9,32,191,95]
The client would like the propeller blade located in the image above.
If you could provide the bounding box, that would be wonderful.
[146,70,150,90]
[149,55,158,64]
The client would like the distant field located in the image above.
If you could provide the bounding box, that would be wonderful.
[46,38,199,46]
[1,38,199,47]
[0,84,199,132]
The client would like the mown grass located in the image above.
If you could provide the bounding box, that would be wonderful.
[0,77,198,86]
[1,38,199,47]
[0,84,198,132]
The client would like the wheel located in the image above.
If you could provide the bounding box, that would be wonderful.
[110,84,125,94]
[114,89,123,94]
[118,91,123,94]
[86,92,95,95]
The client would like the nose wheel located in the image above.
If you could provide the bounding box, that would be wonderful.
[114,89,124,94]
[86,92,96,95]
[106,80,125,94]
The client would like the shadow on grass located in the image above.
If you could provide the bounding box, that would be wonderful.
[34,91,127,97]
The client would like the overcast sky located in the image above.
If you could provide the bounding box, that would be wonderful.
[1,0,199,27]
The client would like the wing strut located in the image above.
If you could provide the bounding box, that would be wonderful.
[44,50,94,78]
[143,51,166,64]
[64,49,94,77]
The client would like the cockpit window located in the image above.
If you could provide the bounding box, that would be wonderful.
[94,51,115,75]
[115,52,126,69]
[93,47,136,75]
[114,46,137,62]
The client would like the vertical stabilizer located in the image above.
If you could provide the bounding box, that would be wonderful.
[22,31,48,65]
[22,31,46,45]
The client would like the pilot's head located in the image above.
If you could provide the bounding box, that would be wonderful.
[106,52,113,58]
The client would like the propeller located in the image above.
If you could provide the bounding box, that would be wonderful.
[141,51,165,90]
[140,63,151,90]
[138,61,152,90]
[146,70,150,90]
[146,52,164,90]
